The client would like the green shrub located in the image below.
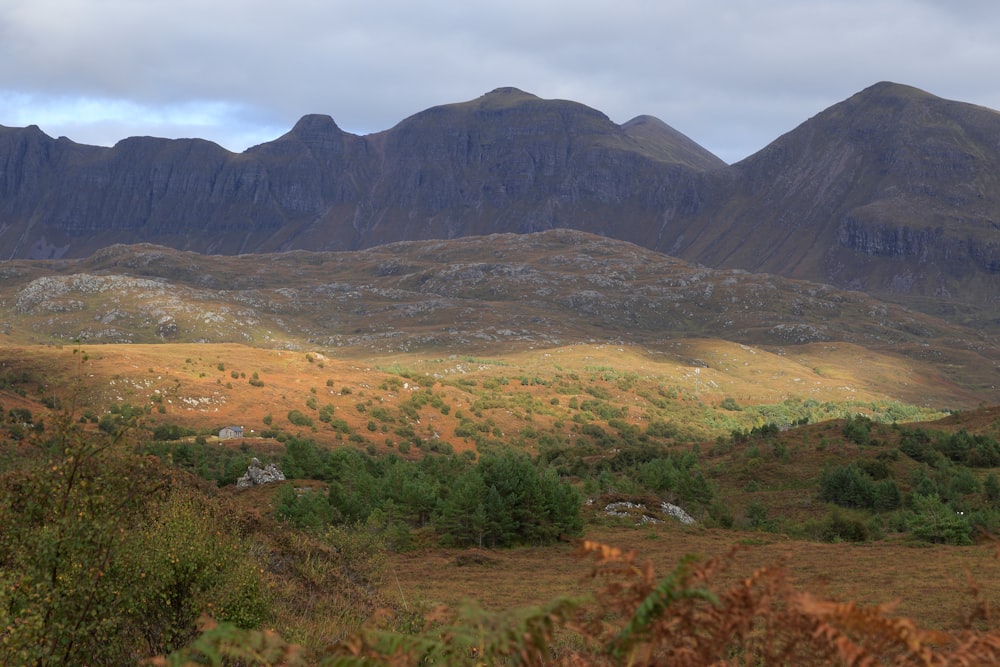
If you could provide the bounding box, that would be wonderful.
[720,397,741,411]
[114,490,270,649]
[287,409,314,428]
[842,415,872,446]
[819,463,876,509]
[819,510,870,542]
[274,483,334,530]
[908,493,972,545]
[0,417,268,665]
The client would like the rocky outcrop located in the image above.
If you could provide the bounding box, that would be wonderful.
[236,458,286,489]
[600,500,697,526]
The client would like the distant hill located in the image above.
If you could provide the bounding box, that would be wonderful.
[1,230,997,406]
[1,82,999,326]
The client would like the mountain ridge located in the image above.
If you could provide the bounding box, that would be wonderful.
[1,82,999,327]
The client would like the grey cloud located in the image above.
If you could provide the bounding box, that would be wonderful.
[2,0,1000,163]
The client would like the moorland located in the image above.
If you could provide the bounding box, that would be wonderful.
[3,234,1000,664]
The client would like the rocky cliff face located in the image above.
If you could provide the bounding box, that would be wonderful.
[0,87,721,260]
[1,83,999,324]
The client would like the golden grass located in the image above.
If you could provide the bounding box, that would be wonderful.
[0,339,968,449]
[388,522,1000,632]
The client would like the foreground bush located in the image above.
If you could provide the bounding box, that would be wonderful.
[0,415,269,666]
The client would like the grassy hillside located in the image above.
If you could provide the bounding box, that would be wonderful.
[4,340,1000,660]
[0,341,963,455]
[2,231,998,403]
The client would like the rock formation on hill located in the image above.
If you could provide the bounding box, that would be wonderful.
[236,458,286,489]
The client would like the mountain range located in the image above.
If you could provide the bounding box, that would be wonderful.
[1,81,999,327]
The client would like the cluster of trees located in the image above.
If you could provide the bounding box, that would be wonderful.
[537,432,715,511]
[141,438,257,486]
[900,427,1000,467]
[274,439,583,548]
[735,399,939,431]
[819,462,901,511]
[812,423,1000,545]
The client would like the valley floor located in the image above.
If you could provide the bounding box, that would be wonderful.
[390,522,1000,632]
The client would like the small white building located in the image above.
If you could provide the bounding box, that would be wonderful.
[219,425,244,440]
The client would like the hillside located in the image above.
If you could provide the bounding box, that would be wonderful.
[6,332,1000,662]
[1,230,997,407]
[2,82,1000,327]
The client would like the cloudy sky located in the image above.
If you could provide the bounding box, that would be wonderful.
[2,0,999,164]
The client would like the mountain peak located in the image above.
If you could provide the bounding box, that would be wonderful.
[621,115,726,169]
[462,87,544,111]
[856,80,936,101]
[484,86,536,97]
[290,114,342,137]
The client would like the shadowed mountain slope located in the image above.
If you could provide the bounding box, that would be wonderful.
[0,87,718,260]
[664,82,1000,323]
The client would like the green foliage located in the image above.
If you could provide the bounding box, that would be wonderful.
[818,510,871,542]
[141,440,256,486]
[0,416,269,665]
[434,451,583,548]
[634,455,713,506]
[579,399,626,421]
[731,422,780,444]
[274,483,334,530]
[274,441,582,549]
[842,414,873,445]
[719,396,741,411]
[898,427,1000,468]
[281,436,324,478]
[985,473,1000,502]
[584,384,612,400]
[744,498,771,530]
[934,429,1000,467]
[908,493,972,545]
[114,490,270,650]
[819,463,900,511]
[97,403,144,435]
[318,403,336,423]
[152,422,196,441]
[899,427,939,464]
[287,409,314,428]
[151,620,304,667]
